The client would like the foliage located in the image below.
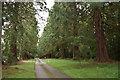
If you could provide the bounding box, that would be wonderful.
[38,2,120,62]
[2,2,47,64]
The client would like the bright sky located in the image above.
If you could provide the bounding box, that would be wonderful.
[2,1,55,38]
[35,0,55,37]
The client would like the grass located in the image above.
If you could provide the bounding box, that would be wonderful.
[43,59,119,78]
[2,59,35,78]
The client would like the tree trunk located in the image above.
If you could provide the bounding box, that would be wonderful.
[19,38,23,60]
[7,33,18,64]
[72,2,79,59]
[7,3,20,64]
[19,43,23,60]
[60,44,65,59]
[72,21,79,59]
[73,46,78,59]
[9,26,18,64]
[94,8,111,62]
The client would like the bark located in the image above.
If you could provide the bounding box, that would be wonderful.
[8,30,18,64]
[94,8,111,62]
[9,26,18,63]
[60,44,65,59]
[73,46,78,59]
[72,21,79,59]
[19,38,23,60]
[72,2,79,59]
[19,43,23,60]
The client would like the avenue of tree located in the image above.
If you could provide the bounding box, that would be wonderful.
[2,2,47,64]
[2,2,120,65]
[37,2,120,62]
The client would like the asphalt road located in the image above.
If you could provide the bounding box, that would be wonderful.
[35,59,73,79]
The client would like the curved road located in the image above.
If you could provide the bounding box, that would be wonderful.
[35,59,73,79]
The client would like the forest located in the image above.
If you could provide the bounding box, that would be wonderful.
[2,2,120,65]
[37,2,120,63]
[1,1,120,79]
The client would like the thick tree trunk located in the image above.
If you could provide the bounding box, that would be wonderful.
[94,8,111,62]
[10,39,17,58]
[7,31,18,64]
[9,26,18,64]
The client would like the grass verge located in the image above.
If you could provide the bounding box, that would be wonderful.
[2,59,35,78]
[43,59,118,78]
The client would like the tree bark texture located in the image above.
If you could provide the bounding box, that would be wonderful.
[94,8,111,62]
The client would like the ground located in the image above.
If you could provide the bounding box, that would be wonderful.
[2,59,35,78]
[43,59,119,78]
[2,59,119,79]
[35,58,71,78]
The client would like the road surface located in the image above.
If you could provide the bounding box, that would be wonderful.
[35,59,73,79]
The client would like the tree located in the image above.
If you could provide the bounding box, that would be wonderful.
[94,7,110,62]
[2,2,46,64]
[37,2,120,62]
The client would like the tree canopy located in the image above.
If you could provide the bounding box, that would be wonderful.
[2,2,47,64]
[2,2,120,65]
[37,2,120,62]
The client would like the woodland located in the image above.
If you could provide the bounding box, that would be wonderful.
[2,2,120,65]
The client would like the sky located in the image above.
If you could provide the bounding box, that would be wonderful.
[2,1,54,42]
[3,1,54,37]
[35,0,55,37]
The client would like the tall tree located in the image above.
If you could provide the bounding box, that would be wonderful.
[94,7,110,62]
[2,2,44,64]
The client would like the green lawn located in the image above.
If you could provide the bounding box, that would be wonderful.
[2,59,35,78]
[43,59,118,78]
